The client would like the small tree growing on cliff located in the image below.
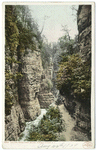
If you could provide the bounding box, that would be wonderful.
[58,25,77,57]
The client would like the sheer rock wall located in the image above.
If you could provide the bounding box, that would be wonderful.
[38,61,54,108]
[63,5,91,140]
[5,104,25,141]
[5,51,26,141]
[77,5,91,62]
[5,48,54,141]
[19,49,43,121]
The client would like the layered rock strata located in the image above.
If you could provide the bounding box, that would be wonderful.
[5,104,25,141]
[38,92,54,108]
[5,47,55,140]
[38,70,54,108]
[19,49,43,121]
[5,51,26,141]
[77,5,91,62]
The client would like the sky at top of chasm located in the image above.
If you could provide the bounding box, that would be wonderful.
[28,4,78,43]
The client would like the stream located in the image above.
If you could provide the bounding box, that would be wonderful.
[18,103,89,141]
[18,101,56,141]
[19,109,47,141]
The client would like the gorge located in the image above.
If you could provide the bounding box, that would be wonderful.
[5,5,91,141]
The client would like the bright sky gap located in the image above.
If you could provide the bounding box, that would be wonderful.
[28,5,78,43]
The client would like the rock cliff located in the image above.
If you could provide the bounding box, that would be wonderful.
[38,60,54,108]
[18,49,43,121]
[5,5,55,141]
[76,5,91,139]
[63,5,91,140]
[77,5,91,62]
[38,92,54,108]
[5,104,25,141]
[5,46,26,141]
[5,47,55,140]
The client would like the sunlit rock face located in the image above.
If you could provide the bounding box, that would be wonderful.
[38,92,54,108]
[77,5,91,62]
[38,64,54,109]
[5,47,54,140]
[5,104,25,141]
[19,49,43,121]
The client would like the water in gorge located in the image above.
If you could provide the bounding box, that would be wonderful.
[19,109,47,141]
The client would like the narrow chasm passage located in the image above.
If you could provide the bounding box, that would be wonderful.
[19,103,89,141]
[57,104,89,141]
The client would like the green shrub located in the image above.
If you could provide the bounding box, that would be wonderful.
[26,106,65,141]
[41,79,53,92]
[47,79,53,91]
[56,54,91,102]
[5,5,42,116]
[27,131,56,141]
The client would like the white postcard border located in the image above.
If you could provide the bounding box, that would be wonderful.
[2,1,95,149]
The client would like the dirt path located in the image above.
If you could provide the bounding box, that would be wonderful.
[57,104,89,141]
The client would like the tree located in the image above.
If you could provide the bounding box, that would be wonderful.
[5,5,19,68]
[71,5,78,21]
[39,15,50,35]
[5,5,19,115]
[14,6,37,52]
[58,35,74,56]
[56,54,91,103]
[5,5,43,115]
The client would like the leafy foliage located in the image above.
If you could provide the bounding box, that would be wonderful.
[56,54,91,102]
[5,5,19,115]
[58,35,74,55]
[40,79,53,92]
[5,5,42,115]
[26,106,65,141]
[5,6,19,67]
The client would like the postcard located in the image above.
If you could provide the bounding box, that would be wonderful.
[2,1,95,149]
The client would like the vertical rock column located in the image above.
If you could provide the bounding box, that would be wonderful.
[19,49,43,121]
[77,5,91,62]
[5,104,25,141]
[38,57,54,109]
